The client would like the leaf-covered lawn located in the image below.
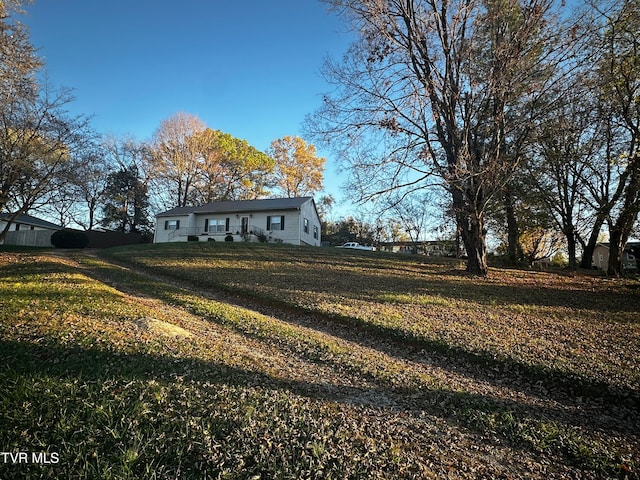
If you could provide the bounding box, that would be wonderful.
[105,243,640,391]
[1,244,638,479]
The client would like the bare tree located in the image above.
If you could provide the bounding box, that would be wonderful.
[592,0,640,275]
[525,82,600,269]
[68,142,112,230]
[308,0,576,275]
[0,82,90,241]
[148,112,208,208]
[0,1,90,241]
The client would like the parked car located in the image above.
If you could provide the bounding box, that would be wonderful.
[337,242,376,251]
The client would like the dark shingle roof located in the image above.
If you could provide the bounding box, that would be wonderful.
[0,213,63,230]
[156,197,314,217]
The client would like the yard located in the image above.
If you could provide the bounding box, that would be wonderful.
[0,243,638,479]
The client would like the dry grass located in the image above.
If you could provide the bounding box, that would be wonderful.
[1,243,638,479]
[106,242,640,391]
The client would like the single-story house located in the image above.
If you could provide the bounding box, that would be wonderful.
[154,197,322,246]
[592,242,640,272]
[0,213,64,247]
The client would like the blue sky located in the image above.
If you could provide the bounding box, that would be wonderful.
[20,0,354,213]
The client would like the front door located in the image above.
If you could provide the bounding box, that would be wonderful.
[241,217,249,235]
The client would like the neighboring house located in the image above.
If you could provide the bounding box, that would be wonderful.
[154,197,322,247]
[592,242,640,272]
[0,213,64,247]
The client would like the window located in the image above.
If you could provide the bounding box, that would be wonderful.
[267,215,285,231]
[207,218,228,233]
[164,220,180,230]
[303,218,309,234]
[313,225,319,239]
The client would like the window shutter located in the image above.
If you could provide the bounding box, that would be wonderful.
[225,218,230,231]
[176,220,180,229]
[204,219,209,232]
[164,220,168,230]
[266,216,271,230]
[280,216,285,230]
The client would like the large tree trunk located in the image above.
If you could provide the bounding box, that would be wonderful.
[454,188,488,275]
[560,217,579,270]
[565,228,577,270]
[607,228,625,276]
[580,212,607,269]
[607,163,640,276]
[462,216,488,276]
[450,166,490,275]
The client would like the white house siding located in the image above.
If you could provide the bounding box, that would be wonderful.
[262,209,301,245]
[153,197,321,246]
[193,210,301,244]
[592,243,638,271]
[153,216,190,243]
[299,201,322,246]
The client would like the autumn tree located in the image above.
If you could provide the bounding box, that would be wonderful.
[268,136,325,198]
[0,0,89,241]
[523,82,600,269]
[316,194,335,221]
[148,112,208,209]
[196,129,275,202]
[309,0,575,276]
[147,113,274,207]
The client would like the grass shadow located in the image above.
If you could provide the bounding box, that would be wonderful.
[90,253,640,434]
[1,336,637,478]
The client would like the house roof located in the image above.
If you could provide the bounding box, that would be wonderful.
[0,213,63,230]
[156,197,315,218]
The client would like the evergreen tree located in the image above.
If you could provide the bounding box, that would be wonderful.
[101,164,151,234]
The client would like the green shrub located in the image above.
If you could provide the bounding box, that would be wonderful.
[50,229,89,249]
[187,235,199,242]
[225,234,234,242]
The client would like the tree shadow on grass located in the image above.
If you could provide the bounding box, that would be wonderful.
[84,254,640,436]
[153,261,640,317]
[1,337,638,478]
[107,246,640,315]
